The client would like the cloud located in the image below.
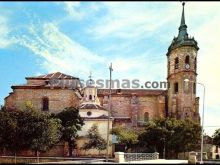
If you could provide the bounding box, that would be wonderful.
[87,2,179,39]
[192,3,220,110]
[63,2,85,20]
[12,22,106,78]
[0,16,13,48]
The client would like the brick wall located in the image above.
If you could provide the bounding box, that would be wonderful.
[5,88,80,113]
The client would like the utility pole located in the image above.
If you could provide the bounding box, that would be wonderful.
[106,63,113,162]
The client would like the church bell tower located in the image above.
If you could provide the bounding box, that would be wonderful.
[166,2,200,122]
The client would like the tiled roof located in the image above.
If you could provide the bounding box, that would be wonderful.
[78,103,106,110]
[12,72,80,89]
[98,89,166,96]
[26,72,78,79]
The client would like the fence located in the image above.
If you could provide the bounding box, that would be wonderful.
[124,152,159,162]
[0,156,104,164]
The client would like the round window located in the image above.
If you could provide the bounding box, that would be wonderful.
[87,111,92,116]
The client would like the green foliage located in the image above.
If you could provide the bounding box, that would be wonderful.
[82,124,107,151]
[20,101,35,111]
[0,108,61,154]
[139,118,201,158]
[213,128,220,146]
[112,125,139,152]
[20,109,61,152]
[55,107,84,156]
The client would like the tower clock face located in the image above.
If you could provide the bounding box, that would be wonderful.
[185,64,190,70]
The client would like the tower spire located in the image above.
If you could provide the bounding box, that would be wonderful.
[180,2,186,27]
[178,2,188,41]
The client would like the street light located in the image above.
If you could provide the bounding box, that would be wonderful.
[163,119,166,159]
[106,63,113,162]
[184,79,205,164]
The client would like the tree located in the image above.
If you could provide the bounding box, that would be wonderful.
[139,118,201,158]
[0,107,61,161]
[0,109,23,156]
[213,128,220,146]
[55,107,84,157]
[112,125,139,152]
[19,109,61,155]
[81,124,107,154]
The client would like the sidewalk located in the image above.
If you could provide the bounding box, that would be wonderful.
[40,159,188,164]
[129,159,188,164]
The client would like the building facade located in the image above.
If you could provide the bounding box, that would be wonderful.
[3,3,200,157]
[166,2,200,122]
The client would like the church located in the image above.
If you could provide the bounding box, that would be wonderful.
[3,3,200,157]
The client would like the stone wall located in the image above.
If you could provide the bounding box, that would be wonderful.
[5,88,80,113]
[167,46,199,122]
[98,93,166,125]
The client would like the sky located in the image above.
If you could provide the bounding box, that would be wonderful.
[0,2,220,136]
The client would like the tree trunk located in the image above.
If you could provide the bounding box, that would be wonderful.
[176,151,178,159]
[37,150,40,164]
[14,152,17,164]
[68,141,73,157]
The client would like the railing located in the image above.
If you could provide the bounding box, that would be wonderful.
[0,156,106,164]
[124,152,159,162]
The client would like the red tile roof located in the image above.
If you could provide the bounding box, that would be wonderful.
[26,72,78,80]
[98,89,166,96]
[78,103,107,110]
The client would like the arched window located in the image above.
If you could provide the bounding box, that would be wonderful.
[194,57,197,70]
[89,95,92,100]
[185,55,190,64]
[144,112,149,122]
[174,82,178,94]
[42,97,49,111]
[175,57,179,69]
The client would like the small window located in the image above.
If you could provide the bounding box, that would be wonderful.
[42,97,49,111]
[215,146,219,153]
[174,82,178,94]
[175,57,179,69]
[144,112,149,122]
[185,55,190,64]
[87,111,92,116]
[89,95,92,100]
[117,89,121,93]
[168,61,170,74]
[193,83,196,94]
[194,57,197,70]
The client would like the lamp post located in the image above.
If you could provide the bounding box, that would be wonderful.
[163,137,166,159]
[106,63,113,162]
[184,79,205,164]
[163,119,166,159]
